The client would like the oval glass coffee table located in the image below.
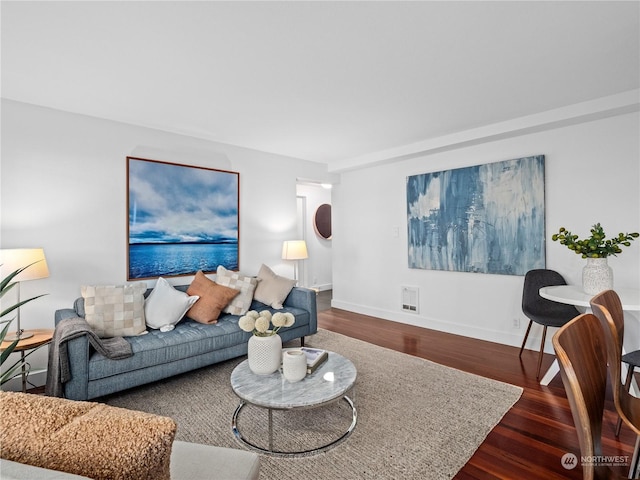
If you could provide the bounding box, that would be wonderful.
[231,351,357,457]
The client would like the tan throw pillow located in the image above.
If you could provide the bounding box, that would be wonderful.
[81,284,147,338]
[216,265,259,315]
[253,264,297,309]
[186,271,240,324]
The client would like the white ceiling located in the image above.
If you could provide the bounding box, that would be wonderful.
[2,1,639,172]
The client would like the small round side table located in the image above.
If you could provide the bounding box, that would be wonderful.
[1,329,54,392]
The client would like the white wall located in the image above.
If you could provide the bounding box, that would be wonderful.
[296,184,332,290]
[332,112,640,352]
[2,99,639,385]
[0,99,333,382]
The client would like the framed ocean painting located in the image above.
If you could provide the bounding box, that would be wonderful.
[127,157,239,280]
[406,155,545,276]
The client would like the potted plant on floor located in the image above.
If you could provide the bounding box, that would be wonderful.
[1,264,47,385]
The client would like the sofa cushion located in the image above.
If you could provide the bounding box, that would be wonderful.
[215,265,259,315]
[145,277,199,330]
[81,284,147,338]
[170,441,260,480]
[86,307,310,381]
[0,459,92,479]
[253,264,297,309]
[0,392,176,480]
[186,271,240,324]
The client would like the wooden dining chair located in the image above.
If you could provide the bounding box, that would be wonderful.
[553,313,614,480]
[590,290,640,437]
[590,290,640,477]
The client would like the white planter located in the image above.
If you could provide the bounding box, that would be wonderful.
[282,350,307,383]
[247,333,282,375]
[582,257,613,295]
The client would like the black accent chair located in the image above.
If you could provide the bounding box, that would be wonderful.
[519,269,580,379]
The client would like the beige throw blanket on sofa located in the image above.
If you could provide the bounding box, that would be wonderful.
[45,316,133,397]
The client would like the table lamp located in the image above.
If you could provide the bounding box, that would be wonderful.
[281,240,308,283]
[0,248,50,341]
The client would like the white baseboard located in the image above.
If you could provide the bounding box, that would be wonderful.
[330,299,554,353]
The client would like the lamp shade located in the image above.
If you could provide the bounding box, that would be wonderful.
[281,241,308,260]
[0,248,50,281]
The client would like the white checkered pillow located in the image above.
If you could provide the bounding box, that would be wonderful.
[216,265,259,315]
[81,284,147,338]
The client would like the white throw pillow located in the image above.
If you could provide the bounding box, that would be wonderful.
[145,277,199,330]
[253,264,297,309]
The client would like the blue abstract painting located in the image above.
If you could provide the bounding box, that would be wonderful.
[406,155,545,275]
[127,157,239,280]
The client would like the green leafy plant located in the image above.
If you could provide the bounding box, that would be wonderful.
[551,223,640,258]
[1,263,48,385]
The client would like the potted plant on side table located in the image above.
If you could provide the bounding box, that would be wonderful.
[1,264,47,386]
[551,223,639,295]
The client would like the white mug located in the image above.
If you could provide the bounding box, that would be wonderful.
[282,350,307,382]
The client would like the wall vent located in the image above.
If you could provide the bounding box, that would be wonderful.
[401,286,419,313]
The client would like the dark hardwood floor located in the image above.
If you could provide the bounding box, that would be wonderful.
[25,290,635,478]
[318,305,637,479]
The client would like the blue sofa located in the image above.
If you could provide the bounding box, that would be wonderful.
[53,285,317,401]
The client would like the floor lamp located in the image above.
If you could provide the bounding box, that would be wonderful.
[0,248,50,341]
[282,240,308,285]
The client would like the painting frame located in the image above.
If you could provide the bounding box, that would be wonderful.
[126,156,240,280]
[406,155,545,276]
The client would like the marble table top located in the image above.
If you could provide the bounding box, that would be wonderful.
[230,351,357,409]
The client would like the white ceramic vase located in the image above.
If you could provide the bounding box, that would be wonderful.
[282,350,307,383]
[582,257,613,295]
[247,333,282,375]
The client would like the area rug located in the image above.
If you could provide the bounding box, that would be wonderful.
[102,329,522,479]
